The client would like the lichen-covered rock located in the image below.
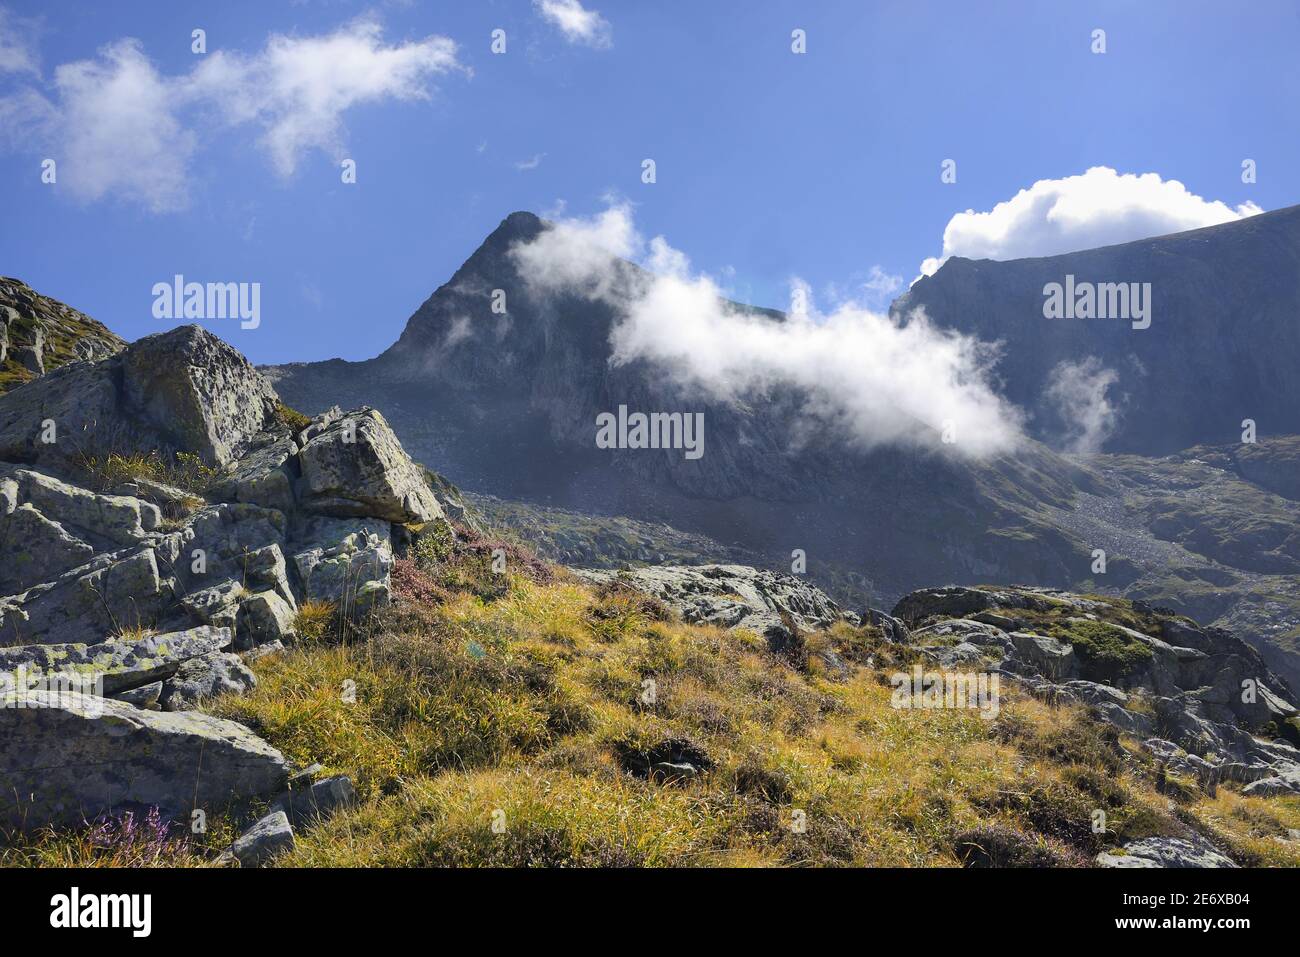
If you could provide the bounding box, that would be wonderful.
[179,579,246,630]
[0,688,289,830]
[575,564,847,636]
[3,546,170,646]
[236,591,297,647]
[1096,835,1237,868]
[296,408,442,523]
[208,434,300,514]
[0,625,231,696]
[0,503,95,595]
[121,325,279,466]
[1242,768,1300,797]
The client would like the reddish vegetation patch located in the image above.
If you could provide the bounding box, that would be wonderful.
[391,557,448,605]
[453,523,555,585]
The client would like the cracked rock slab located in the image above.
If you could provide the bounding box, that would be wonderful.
[0,688,289,830]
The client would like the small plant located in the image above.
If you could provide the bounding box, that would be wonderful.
[274,401,313,433]
[76,450,219,496]
[111,623,154,643]
[294,600,338,642]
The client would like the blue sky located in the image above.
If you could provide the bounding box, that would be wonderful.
[1,0,1296,364]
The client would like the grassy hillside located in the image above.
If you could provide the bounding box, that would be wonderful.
[5,529,1297,868]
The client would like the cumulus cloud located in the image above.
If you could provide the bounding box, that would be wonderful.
[534,0,612,48]
[0,18,460,210]
[511,205,1025,458]
[918,167,1263,279]
[0,6,39,75]
[1044,357,1121,453]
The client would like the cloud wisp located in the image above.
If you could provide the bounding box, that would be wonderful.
[1044,357,1122,454]
[918,166,1262,279]
[533,0,613,48]
[0,17,462,211]
[511,204,1026,458]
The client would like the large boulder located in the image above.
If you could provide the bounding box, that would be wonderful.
[120,325,280,466]
[0,325,276,472]
[296,408,442,524]
[0,688,289,830]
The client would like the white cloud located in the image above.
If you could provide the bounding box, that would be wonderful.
[533,0,612,48]
[514,152,545,171]
[1044,357,1121,453]
[0,18,460,210]
[44,40,194,212]
[0,6,39,75]
[511,205,1025,458]
[190,19,460,176]
[918,167,1263,279]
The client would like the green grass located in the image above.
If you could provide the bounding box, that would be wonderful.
[1047,619,1155,683]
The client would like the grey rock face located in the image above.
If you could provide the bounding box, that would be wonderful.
[236,591,298,648]
[269,774,357,826]
[121,325,280,466]
[160,652,257,710]
[1242,769,1300,797]
[4,546,169,646]
[222,810,294,867]
[912,618,1014,654]
[1096,835,1238,869]
[0,325,276,472]
[865,607,910,643]
[1008,632,1077,681]
[296,407,442,523]
[209,434,300,514]
[0,689,289,830]
[893,205,1300,455]
[291,517,393,613]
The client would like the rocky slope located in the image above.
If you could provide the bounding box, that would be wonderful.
[892,204,1300,455]
[576,566,1300,865]
[0,324,445,834]
[0,277,125,395]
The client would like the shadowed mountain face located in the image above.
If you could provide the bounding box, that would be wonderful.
[892,204,1300,455]
[265,212,1098,602]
